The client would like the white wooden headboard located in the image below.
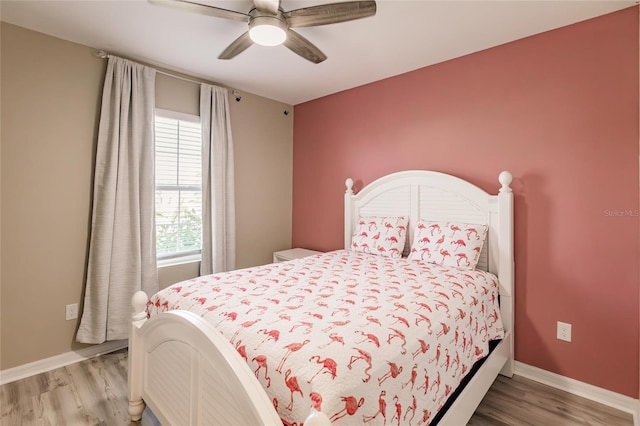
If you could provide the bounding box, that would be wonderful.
[344,170,515,375]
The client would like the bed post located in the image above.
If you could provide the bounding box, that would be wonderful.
[304,409,332,426]
[497,171,515,377]
[344,178,354,249]
[128,291,149,421]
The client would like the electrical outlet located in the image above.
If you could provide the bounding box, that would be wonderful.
[557,321,572,342]
[66,303,79,321]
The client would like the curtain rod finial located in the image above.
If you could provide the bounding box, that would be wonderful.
[96,50,108,59]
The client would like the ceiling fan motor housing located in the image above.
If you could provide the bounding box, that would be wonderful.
[248,9,288,46]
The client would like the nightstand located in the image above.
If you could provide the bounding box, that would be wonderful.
[273,248,322,263]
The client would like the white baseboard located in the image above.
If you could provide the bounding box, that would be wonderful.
[0,340,128,385]
[515,361,639,426]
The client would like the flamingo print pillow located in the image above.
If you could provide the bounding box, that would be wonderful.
[408,220,488,269]
[350,216,408,258]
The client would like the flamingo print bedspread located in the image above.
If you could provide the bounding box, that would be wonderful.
[148,249,504,425]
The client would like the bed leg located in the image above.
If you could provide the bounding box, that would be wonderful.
[499,331,515,378]
[129,399,145,422]
[129,291,149,421]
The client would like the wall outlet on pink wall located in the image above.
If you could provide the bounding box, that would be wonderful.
[557,322,572,342]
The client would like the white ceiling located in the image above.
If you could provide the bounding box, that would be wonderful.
[1,0,636,105]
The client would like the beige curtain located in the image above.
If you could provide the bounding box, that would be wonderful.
[200,84,235,275]
[76,56,157,344]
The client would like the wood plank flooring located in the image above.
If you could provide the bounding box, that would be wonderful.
[1,349,634,425]
[469,375,633,426]
[1,349,135,426]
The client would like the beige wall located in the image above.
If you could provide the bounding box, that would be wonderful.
[230,89,294,269]
[0,22,293,370]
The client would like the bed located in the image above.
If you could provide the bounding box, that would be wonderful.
[128,169,515,425]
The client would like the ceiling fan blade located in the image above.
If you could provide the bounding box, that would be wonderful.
[218,32,253,59]
[148,0,249,22]
[253,0,280,15]
[284,1,376,28]
[284,30,327,64]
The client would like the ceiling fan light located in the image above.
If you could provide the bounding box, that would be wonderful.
[249,16,287,46]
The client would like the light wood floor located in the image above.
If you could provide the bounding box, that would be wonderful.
[1,349,633,425]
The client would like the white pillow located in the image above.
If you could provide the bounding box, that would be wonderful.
[350,216,408,258]
[408,220,488,269]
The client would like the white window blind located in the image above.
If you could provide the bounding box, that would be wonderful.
[154,110,202,260]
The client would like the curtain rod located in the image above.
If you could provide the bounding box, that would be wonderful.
[95,50,218,88]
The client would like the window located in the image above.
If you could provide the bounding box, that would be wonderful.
[154,109,202,260]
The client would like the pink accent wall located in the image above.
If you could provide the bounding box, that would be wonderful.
[292,8,639,397]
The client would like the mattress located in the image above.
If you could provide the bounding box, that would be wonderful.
[148,249,504,425]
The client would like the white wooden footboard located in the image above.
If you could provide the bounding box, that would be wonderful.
[128,291,294,425]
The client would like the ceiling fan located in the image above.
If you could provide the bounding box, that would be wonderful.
[149,0,376,63]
